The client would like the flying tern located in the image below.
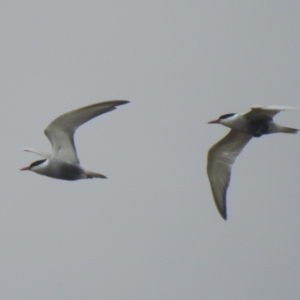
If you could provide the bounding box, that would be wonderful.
[21,100,129,180]
[207,105,299,220]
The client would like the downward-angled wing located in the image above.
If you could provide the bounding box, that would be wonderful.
[207,130,252,220]
[44,100,129,164]
[244,105,300,121]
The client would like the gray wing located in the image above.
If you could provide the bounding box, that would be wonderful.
[44,100,129,164]
[244,105,300,120]
[207,130,252,220]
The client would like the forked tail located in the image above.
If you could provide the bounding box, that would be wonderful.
[85,171,107,179]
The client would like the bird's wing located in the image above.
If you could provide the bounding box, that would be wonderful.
[44,100,129,164]
[244,105,300,120]
[23,148,51,159]
[207,130,252,220]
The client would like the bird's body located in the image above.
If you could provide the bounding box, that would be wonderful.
[207,105,299,220]
[21,100,129,180]
[28,158,90,180]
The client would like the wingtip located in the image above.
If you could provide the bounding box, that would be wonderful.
[215,202,227,220]
[251,105,300,110]
[101,100,130,108]
[212,202,227,220]
[115,100,130,106]
[218,209,227,220]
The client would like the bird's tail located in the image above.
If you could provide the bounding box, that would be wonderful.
[85,171,107,179]
[278,125,299,134]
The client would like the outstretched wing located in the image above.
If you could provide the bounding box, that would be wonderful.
[244,105,300,120]
[44,100,129,164]
[207,130,252,220]
[23,148,51,159]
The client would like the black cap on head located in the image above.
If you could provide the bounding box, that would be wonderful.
[219,113,236,120]
[30,159,46,168]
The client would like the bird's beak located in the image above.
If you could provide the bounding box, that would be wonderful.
[20,166,31,171]
[208,119,220,124]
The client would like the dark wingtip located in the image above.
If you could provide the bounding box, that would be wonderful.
[218,209,227,220]
[97,174,107,179]
[216,204,227,220]
[115,100,130,106]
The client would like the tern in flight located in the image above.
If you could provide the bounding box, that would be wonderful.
[21,100,129,180]
[207,105,299,220]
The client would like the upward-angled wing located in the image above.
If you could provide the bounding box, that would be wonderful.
[244,105,300,121]
[44,100,129,164]
[207,130,252,220]
[23,148,51,159]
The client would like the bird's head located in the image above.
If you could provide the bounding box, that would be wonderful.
[20,159,47,172]
[208,113,238,126]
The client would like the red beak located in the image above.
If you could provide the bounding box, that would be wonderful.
[20,166,31,171]
[207,119,220,124]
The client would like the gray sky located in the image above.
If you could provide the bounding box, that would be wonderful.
[1,1,300,299]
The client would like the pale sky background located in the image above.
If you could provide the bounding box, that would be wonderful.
[1,1,300,299]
